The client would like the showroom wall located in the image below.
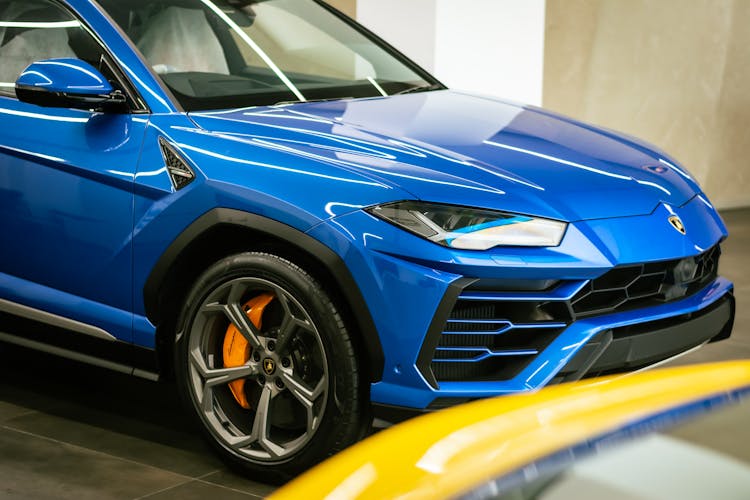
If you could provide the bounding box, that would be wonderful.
[324,0,356,19]
[544,0,750,210]
[356,0,546,105]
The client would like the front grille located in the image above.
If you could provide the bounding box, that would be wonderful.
[570,245,720,317]
[423,245,721,385]
[430,324,564,382]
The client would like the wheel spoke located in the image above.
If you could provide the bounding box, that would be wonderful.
[249,385,286,458]
[280,373,326,433]
[200,282,264,348]
[274,313,304,354]
[281,372,325,409]
[225,302,263,349]
[226,434,255,449]
[191,349,257,385]
[227,281,247,305]
[270,286,312,354]
[207,365,257,388]
[190,350,258,414]
[201,302,226,314]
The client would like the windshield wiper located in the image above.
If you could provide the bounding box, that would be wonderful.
[395,83,443,95]
[273,97,353,106]
[271,82,442,106]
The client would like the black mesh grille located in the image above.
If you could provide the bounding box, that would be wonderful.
[430,326,562,382]
[159,138,195,190]
[448,300,572,324]
[570,245,720,317]
[426,245,721,385]
[430,292,568,383]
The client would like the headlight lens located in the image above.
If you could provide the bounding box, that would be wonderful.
[367,201,567,250]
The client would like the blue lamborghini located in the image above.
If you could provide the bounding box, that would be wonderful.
[0,0,734,479]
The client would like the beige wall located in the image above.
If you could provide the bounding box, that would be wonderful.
[544,0,750,209]
[324,0,356,18]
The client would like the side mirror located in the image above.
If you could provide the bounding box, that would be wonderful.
[15,58,127,112]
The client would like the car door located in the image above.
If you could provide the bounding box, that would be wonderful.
[0,0,149,344]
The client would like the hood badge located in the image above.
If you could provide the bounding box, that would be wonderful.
[668,215,686,235]
[644,165,669,174]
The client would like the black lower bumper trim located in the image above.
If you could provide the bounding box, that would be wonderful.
[372,403,431,424]
[372,398,474,424]
[556,293,734,382]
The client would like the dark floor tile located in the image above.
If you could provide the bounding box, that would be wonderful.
[0,427,187,499]
[139,479,260,499]
[0,346,187,432]
[0,401,35,424]
[0,345,222,477]
[4,410,222,478]
[200,470,277,497]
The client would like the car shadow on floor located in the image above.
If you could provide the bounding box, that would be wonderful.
[0,343,276,497]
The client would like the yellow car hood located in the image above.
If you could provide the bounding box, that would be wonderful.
[271,361,750,500]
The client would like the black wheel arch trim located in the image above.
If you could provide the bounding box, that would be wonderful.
[143,208,385,381]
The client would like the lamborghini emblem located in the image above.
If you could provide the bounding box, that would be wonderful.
[263,358,276,375]
[668,215,686,235]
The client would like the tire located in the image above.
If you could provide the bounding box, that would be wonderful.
[174,252,368,482]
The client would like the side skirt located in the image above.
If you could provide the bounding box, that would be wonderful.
[0,302,159,381]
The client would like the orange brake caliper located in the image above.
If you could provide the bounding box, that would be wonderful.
[222,293,275,409]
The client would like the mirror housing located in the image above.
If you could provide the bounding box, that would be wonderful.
[15,58,127,112]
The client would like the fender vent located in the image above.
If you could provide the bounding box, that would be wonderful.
[159,137,195,190]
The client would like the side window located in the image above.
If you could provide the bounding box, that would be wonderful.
[0,0,118,99]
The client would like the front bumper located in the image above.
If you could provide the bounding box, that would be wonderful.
[307,196,733,411]
[371,276,734,412]
[554,293,734,382]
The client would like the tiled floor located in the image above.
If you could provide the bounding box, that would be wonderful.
[0,208,748,499]
[0,348,276,498]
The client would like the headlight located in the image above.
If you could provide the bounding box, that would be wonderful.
[366,201,567,250]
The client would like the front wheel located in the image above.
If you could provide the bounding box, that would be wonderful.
[174,252,368,481]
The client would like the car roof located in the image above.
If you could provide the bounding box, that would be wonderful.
[271,361,750,500]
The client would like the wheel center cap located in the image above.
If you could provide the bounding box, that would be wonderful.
[263,358,276,376]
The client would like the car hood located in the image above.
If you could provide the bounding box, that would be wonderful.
[269,361,750,500]
[189,90,701,221]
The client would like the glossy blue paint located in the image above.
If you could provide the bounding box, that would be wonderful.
[0,96,146,342]
[16,58,113,95]
[0,0,734,412]
[188,90,703,221]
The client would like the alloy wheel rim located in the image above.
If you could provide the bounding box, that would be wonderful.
[187,277,329,462]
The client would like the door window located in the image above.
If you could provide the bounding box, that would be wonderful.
[0,0,135,105]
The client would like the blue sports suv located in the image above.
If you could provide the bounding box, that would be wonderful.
[0,0,734,479]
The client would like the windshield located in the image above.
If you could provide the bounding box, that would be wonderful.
[466,395,750,500]
[97,0,437,111]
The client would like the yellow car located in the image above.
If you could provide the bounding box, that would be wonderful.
[271,361,750,500]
